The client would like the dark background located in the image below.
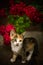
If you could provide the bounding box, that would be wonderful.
[0,0,43,8]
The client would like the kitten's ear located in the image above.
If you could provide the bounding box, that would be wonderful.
[22,31,26,38]
[10,29,16,40]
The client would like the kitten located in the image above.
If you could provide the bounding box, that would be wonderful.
[10,30,37,63]
[10,30,24,62]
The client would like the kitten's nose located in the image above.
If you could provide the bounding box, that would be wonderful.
[16,43,19,46]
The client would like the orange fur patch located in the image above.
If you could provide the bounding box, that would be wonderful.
[26,43,35,51]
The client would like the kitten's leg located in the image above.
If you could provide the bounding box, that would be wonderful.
[26,50,33,61]
[21,51,26,63]
[22,60,26,63]
[10,54,17,62]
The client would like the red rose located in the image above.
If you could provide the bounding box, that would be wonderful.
[9,2,25,16]
[6,24,16,33]
[0,24,16,45]
[24,6,41,23]
[3,33,10,45]
[24,6,37,19]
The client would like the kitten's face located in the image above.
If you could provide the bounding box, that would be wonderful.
[11,34,23,46]
[10,30,23,46]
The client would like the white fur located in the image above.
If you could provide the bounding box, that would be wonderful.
[22,60,26,63]
[26,50,34,61]
[10,58,15,62]
[11,39,23,53]
[11,38,34,63]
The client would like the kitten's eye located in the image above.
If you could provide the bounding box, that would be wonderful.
[12,34,14,36]
[19,40,22,42]
[12,39,14,42]
[14,39,17,42]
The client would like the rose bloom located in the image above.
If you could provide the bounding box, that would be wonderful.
[9,2,25,16]
[6,24,16,33]
[3,33,10,45]
[0,24,16,45]
[24,6,41,23]
[24,6,37,19]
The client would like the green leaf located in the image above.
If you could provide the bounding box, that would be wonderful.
[8,15,31,34]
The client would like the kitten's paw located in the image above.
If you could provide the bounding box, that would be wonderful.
[21,60,26,63]
[26,57,29,61]
[10,58,15,62]
[26,57,30,61]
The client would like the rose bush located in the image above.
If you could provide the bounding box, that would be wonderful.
[0,24,16,45]
[0,1,43,45]
[9,2,25,16]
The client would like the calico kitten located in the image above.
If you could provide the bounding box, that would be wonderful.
[10,30,24,62]
[10,30,38,63]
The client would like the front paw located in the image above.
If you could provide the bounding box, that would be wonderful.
[10,58,15,62]
[26,57,31,61]
[21,60,26,63]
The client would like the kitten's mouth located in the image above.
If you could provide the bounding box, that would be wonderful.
[16,44,19,46]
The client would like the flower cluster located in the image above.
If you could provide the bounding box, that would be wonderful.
[0,1,43,45]
[3,33,10,45]
[0,2,42,23]
[24,6,40,22]
[9,2,25,16]
[0,24,16,45]
[9,2,42,23]
[6,24,16,33]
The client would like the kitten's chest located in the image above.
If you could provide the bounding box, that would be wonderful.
[11,43,22,53]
